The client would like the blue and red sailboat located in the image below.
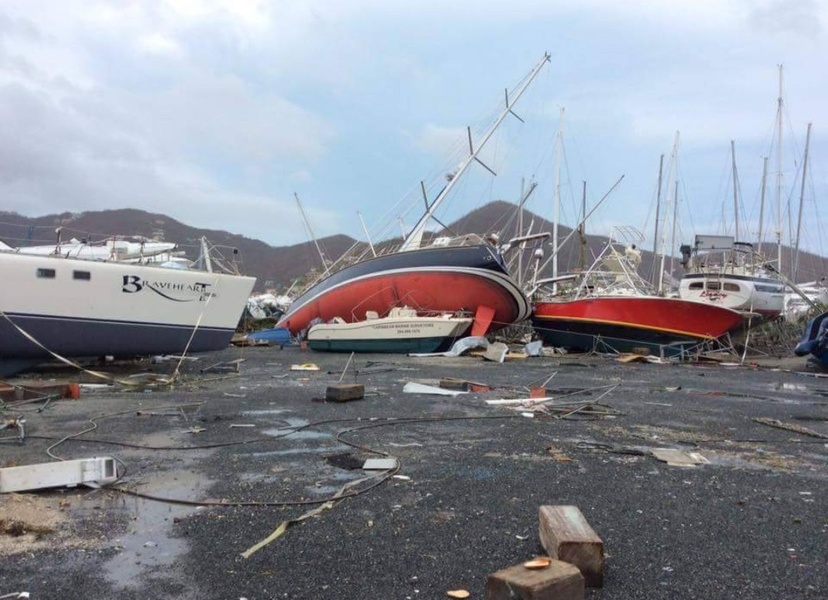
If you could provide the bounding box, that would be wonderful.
[277,55,551,337]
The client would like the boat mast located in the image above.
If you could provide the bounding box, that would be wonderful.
[669,180,679,285]
[775,64,784,273]
[552,107,564,284]
[578,180,587,271]
[757,156,768,255]
[400,53,551,252]
[357,211,377,258]
[793,122,812,281]
[295,193,329,276]
[658,132,679,294]
[652,154,664,286]
[731,140,739,241]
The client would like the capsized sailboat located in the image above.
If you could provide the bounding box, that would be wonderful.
[308,306,472,353]
[277,54,552,336]
[531,235,744,356]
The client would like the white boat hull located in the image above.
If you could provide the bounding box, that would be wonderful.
[308,314,472,353]
[679,273,785,320]
[0,252,256,364]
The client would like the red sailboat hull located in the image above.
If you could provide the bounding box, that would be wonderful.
[532,296,743,354]
[278,244,531,335]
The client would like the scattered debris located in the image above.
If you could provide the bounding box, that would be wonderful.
[753,417,828,440]
[523,557,552,569]
[524,340,544,357]
[0,457,117,493]
[403,382,466,397]
[409,336,489,358]
[290,363,320,371]
[486,559,583,600]
[651,449,709,467]
[538,505,604,587]
[483,342,511,363]
[616,353,668,364]
[439,377,473,391]
[0,419,25,443]
[229,424,256,428]
[362,458,399,471]
[240,474,377,559]
[223,392,247,398]
[446,590,470,599]
[202,358,245,373]
[545,446,574,462]
[326,383,365,402]
[326,453,364,470]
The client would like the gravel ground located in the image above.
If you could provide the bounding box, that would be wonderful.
[0,346,826,599]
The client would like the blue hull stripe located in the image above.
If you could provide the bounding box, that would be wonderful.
[1,312,235,359]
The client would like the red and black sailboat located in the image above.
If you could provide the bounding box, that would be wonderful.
[278,55,552,336]
[530,236,743,356]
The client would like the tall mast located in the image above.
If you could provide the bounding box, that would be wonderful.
[757,156,768,255]
[658,132,680,293]
[775,64,784,271]
[793,122,812,281]
[731,140,739,241]
[357,211,377,258]
[295,192,329,275]
[400,53,551,252]
[552,107,564,283]
[517,178,525,286]
[578,180,587,271]
[669,180,679,284]
[652,154,664,285]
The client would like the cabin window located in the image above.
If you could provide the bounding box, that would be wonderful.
[688,282,704,290]
[73,270,91,281]
[723,283,740,292]
[36,268,56,279]
[707,282,721,291]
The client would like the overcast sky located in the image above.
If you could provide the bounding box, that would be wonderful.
[0,0,826,257]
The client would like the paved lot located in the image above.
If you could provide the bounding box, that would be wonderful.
[1,346,826,599]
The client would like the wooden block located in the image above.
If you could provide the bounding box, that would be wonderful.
[440,378,470,391]
[538,505,604,587]
[485,559,583,600]
[325,383,365,402]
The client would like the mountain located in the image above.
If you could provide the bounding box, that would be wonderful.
[1,204,826,291]
[0,209,356,291]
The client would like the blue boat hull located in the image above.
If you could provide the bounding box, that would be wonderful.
[794,311,828,366]
[0,312,235,360]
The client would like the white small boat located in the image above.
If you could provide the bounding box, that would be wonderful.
[307,307,473,353]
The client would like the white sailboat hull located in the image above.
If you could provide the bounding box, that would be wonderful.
[678,273,785,319]
[0,252,256,364]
